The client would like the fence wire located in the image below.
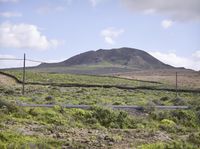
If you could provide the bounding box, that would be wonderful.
[0,57,50,69]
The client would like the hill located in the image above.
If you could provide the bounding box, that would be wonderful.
[38,47,173,70]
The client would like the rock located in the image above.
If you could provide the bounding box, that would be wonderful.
[56,132,64,138]
[108,142,114,146]
[45,96,54,101]
[66,137,73,142]
[104,135,115,142]
[88,130,92,134]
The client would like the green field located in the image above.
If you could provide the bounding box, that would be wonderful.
[4,70,161,87]
[0,70,200,148]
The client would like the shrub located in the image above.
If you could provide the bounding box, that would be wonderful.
[150,110,198,128]
[138,141,196,149]
[92,107,117,128]
[196,110,200,123]
[171,98,187,106]
[171,110,197,127]
[143,101,156,113]
[159,119,176,132]
[28,108,38,116]
[160,96,169,101]
[45,96,54,101]
[0,99,18,113]
[91,106,136,129]
[138,142,165,149]
[188,132,200,146]
[161,119,176,126]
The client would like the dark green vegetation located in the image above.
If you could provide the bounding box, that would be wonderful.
[0,70,200,148]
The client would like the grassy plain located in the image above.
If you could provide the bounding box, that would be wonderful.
[0,70,200,148]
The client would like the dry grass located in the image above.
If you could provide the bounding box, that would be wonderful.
[116,69,200,90]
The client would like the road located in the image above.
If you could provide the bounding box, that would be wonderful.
[18,103,189,110]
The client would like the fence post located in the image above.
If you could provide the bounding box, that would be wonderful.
[176,72,178,98]
[22,53,26,95]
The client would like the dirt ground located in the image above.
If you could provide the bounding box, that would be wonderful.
[0,74,17,86]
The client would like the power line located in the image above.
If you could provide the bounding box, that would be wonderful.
[0,58,48,63]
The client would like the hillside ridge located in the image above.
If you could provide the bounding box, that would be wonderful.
[38,47,173,69]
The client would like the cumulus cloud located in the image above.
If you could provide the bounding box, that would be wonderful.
[161,19,173,29]
[149,51,200,70]
[122,0,200,22]
[101,27,124,45]
[0,12,22,18]
[192,50,200,59]
[0,22,60,50]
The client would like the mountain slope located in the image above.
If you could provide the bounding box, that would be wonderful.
[38,47,173,69]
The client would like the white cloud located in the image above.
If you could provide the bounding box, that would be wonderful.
[101,27,124,45]
[0,22,60,50]
[161,19,173,29]
[149,51,200,71]
[192,50,200,59]
[122,0,200,22]
[0,12,22,18]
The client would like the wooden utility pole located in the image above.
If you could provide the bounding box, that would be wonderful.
[22,53,26,95]
[176,72,178,98]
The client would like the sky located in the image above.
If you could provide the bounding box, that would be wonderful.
[0,0,200,70]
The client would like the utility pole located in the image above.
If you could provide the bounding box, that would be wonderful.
[176,72,178,98]
[22,53,26,95]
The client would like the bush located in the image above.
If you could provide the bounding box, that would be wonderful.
[143,101,156,113]
[188,132,200,146]
[196,110,200,123]
[171,110,197,127]
[138,141,196,149]
[91,106,136,129]
[160,96,169,101]
[0,131,59,149]
[92,107,117,128]
[150,110,198,128]
[138,142,164,149]
[45,96,54,101]
[159,119,176,132]
[161,119,176,126]
[171,98,187,106]
[0,99,18,113]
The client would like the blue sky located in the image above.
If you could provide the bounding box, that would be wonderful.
[0,0,200,70]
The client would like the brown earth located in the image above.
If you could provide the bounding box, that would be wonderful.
[0,74,17,86]
[14,122,172,149]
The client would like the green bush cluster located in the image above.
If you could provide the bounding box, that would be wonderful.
[0,131,61,149]
[138,141,197,149]
[91,106,135,129]
[71,107,137,129]
[150,110,199,128]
